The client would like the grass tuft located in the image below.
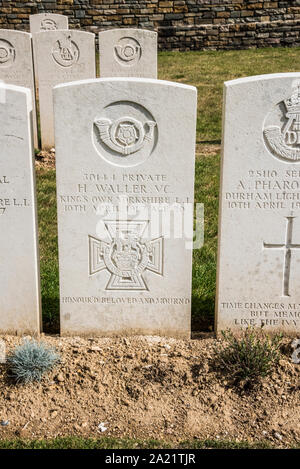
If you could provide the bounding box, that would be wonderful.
[216,328,283,388]
[7,339,60,384]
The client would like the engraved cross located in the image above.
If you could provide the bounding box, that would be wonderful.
[263,216,300,297]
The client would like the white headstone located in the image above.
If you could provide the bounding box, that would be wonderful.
[99,29,157,78]
[30,13,68,95]
[29,13,68,34]
[34,30,96,149]
[216,73,300,335]
[0,30,38,148]
[54,78,196,338]
[0,83,41,335]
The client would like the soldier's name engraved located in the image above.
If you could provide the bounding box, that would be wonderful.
[224,168,300,210]
[83,183,171,194]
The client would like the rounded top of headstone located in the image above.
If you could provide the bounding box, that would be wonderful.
[99,28,157,37]
[53,76,196,93]
[225,72,300,88]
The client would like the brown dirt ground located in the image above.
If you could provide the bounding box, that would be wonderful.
[35,150,56,169]
[196,143,221,158]
[0,333,299,447]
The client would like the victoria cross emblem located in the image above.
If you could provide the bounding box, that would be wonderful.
[88,221,163,290]
[264,82,300,162]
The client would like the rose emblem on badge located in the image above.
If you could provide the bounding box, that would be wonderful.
[117,123,138,146]
[95,116,156,156]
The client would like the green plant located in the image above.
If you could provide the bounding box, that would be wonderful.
[7,339,60,384]
[216,328,283,387]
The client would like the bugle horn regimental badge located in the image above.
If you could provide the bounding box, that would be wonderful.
[94,116,156,156]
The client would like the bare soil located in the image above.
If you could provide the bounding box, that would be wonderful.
[0,334,299,447]
[196,143,221,158]
[35,150,56,169]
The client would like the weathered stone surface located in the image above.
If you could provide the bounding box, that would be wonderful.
[99,29,157,78]
[216,73,300,335]
[30,13,69,96]
[54,77,197,337]
[29,13,68,33]
[34,30,95,148]
[0,83,41,335]
[0,30,38,148]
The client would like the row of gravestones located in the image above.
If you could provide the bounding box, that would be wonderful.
[0,13,157,149]
[2,72,300,338]
[1,15,300,338]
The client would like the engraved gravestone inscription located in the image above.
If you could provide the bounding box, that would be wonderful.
[54,78,196,337]
[216,73,300,335]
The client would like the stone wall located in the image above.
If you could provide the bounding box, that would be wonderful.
[1,0,300,50]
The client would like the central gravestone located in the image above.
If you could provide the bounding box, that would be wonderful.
[0,83,41,335]
[54,78,196,337]
[216,73,300,335]
[34,30,95,148]
[99,29,157,78]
